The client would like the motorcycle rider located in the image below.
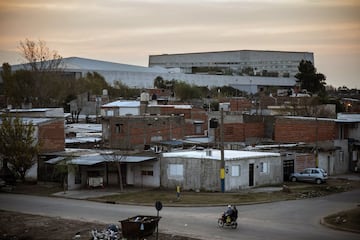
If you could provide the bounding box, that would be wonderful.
[232,205,238,221]
[224,205,234,223]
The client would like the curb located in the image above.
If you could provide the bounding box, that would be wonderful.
[320,217,360,234]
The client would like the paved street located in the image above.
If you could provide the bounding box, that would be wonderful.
[1,189,359,240]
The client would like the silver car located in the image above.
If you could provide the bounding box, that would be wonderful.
[290,168,328,184]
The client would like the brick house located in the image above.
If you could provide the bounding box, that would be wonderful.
[0,108,65,181]
[208,112,266,148]
[273,116,355,175]
[102,115,186,150]
[101,99,208,150]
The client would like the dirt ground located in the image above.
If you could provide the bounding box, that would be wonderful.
[0,210,199,240]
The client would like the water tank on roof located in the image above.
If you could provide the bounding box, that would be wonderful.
[140,92,150,102]
[102,89,108,96]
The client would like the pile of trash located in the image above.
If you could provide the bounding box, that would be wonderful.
[89,224,120,240]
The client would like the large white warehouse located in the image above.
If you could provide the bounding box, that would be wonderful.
[1,50,313,93]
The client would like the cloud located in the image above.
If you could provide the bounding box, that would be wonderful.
[0,0,359,87]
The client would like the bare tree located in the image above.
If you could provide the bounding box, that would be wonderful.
[102,151,127,191]
[19,38,63,72]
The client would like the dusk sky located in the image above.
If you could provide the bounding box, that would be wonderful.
[0,0,359,88]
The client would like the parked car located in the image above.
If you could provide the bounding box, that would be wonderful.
[290,168,328,184]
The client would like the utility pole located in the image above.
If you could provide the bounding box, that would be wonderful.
[220,108,225,193]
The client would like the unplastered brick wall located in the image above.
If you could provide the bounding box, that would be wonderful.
[274,117,336,143]
[229,98,252,112]
[220,122,264,142]
[109,116,185,149]
[38,120,65,153]
[295,153,315,172]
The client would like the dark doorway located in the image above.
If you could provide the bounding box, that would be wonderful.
[283,160,294,181]
[249,163,254,186]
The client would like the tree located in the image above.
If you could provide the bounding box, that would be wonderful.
[102,151,126,191]
[19,38,63,72]
[295,60,326,94]
[2,39,66,108]
[174,81,204,101]
[111,80,140,99]
[0,114,39,182]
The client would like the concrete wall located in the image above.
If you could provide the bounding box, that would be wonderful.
[127,160,160,188]
[225,156,282,191]
[333,139,350,174]
[160,156,220,191]
[161,154,282,192]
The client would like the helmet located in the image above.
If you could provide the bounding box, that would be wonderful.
[227,205,231,208]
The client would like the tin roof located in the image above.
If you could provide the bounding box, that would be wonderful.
[46,154,157,165]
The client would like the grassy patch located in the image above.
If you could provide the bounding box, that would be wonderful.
[3,181,63,196]
[91,188,297,205]
[90,179,360,205]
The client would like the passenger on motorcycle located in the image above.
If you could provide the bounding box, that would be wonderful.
[223,205,238,223]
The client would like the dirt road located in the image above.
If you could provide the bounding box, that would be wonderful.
[0,210,198,240]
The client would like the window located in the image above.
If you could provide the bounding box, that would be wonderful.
[194,124,202,134]
[339,151,344,162]
[115,124,121,134]
[260,162,268,173]
[115,124,123,134]
[194,121,204,134]
[352,151,358,161]
[231,165,240,177]
[107,110,114,116]
[169,164,183,177]
[141,170,153,176]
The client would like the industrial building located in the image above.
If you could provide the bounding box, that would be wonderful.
[149,50,314,77]
[1,50,313,94]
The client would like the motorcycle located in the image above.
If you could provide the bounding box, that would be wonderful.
[218,214,238,229]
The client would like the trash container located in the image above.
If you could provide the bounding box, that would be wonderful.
[120,215,161,239]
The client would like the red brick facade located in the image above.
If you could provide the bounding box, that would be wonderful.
[103,115,185,149]
[215,122,265,142]
[274,117,336,143]
[295,154,315,172]
[229,98,252,112]
[38,120,65,153]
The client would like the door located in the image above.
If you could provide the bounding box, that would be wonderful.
[249,163,254,186]
[283,160,294,181]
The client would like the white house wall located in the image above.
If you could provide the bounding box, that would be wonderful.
[161,154,282,192]
[119,107,140,116]
[332,140,350,174]
[225,156,282,191]
[160,157,220,191]
[127,161,160,188]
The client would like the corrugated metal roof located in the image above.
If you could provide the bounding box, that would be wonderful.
[0,117,53,125]
[162,149,280,160]
[7,57,169,74]
[46,154,157,165]
[46,156,66,164]
[102,100,140,108]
